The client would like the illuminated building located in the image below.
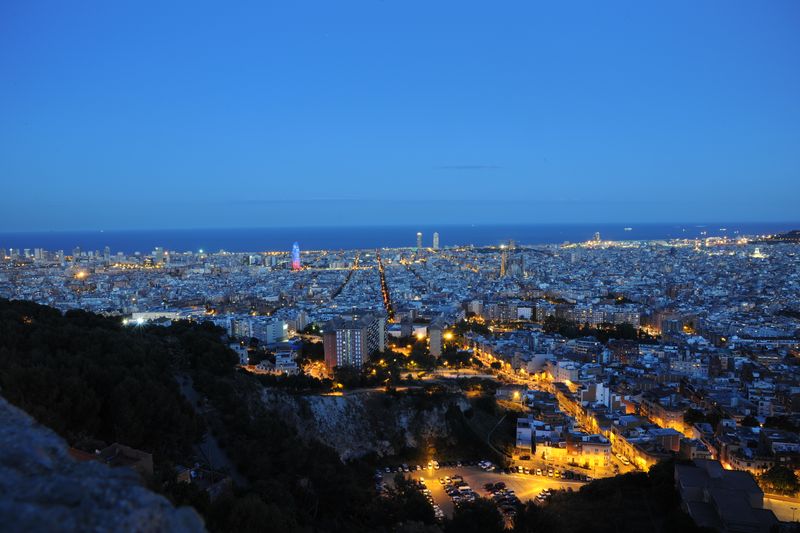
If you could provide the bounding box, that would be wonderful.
[432,232,440,250]
[416,232,422,251]
[322,314,386,370]
[291,242,301,270]
[231,317,288,344]
[428,320,444,357]
[153,247,167,265]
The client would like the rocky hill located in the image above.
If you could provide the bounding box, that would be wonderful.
[0,396,205,533]
[260,389,471,460]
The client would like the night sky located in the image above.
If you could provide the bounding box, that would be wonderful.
[2,1,799,230]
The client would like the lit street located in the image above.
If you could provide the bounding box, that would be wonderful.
[763,496,800,523]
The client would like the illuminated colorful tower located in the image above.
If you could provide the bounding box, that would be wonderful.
[291,242,301,270]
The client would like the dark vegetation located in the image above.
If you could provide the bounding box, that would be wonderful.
[453,318,491,336]
[542,315,658,343]
[777,308,800,320]
[299,338,325,361]
[254,371,332,392]
[683,408,722,430]
[439,346,477,367]
[445,498,504,533]
[764,415,799,432]
[0,300,203,460]
[759,465,800,496]
[511,460,714,533]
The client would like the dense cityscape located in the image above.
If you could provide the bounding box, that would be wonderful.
[3,2,800,532]
[2,228,799,531]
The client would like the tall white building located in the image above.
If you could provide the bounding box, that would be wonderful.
[432,232,440,250]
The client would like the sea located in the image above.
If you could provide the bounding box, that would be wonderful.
[0,222,797,254]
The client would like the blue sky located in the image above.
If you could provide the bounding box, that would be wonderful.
[1,1,798,231]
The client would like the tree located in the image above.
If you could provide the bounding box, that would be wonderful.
[513,501,557,532]
[390,474,437,525]
[224,494,299,533]
[684,408,706,426]
[395,521,442,533]
[741,415,760,427]
[445,499,504,533]
[453,319,491,336]
[440,349,471,368]
[300,339,324,361]
[409,340,436,370]
[760,466,800,496]
[764,416,799,432]
[333,365,363,389]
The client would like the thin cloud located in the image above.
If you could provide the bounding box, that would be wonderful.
[227,197,361,205]
[435,165,501,170]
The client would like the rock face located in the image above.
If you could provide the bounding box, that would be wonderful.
[0,396,205,533]
[261,389,470,460]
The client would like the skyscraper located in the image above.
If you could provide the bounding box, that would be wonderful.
[291,242,301,270]
[416,232,422,250]
[593,232,601,243]
[322,314,386,370]
[432,232,440,250]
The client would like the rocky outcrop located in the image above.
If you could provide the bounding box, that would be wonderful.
[0,396,205,533]
[260,389,470,460]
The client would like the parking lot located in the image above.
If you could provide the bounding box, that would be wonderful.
[381,462,587,519]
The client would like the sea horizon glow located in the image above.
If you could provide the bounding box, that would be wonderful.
[1,221,797,254]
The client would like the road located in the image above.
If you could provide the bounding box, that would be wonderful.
[385,465,586,518]
[763,495,800,523]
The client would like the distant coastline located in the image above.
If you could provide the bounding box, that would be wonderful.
[1,222,798,254]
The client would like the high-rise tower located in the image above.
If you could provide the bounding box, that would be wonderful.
[416,232,422,250]
[432,232,440,250]
[291,242,301,270]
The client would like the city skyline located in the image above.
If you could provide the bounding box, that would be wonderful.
[3,2,800,531]
[2,222,798,256]
[2,1,800,231]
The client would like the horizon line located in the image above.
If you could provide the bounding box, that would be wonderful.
[2,220,799,235]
